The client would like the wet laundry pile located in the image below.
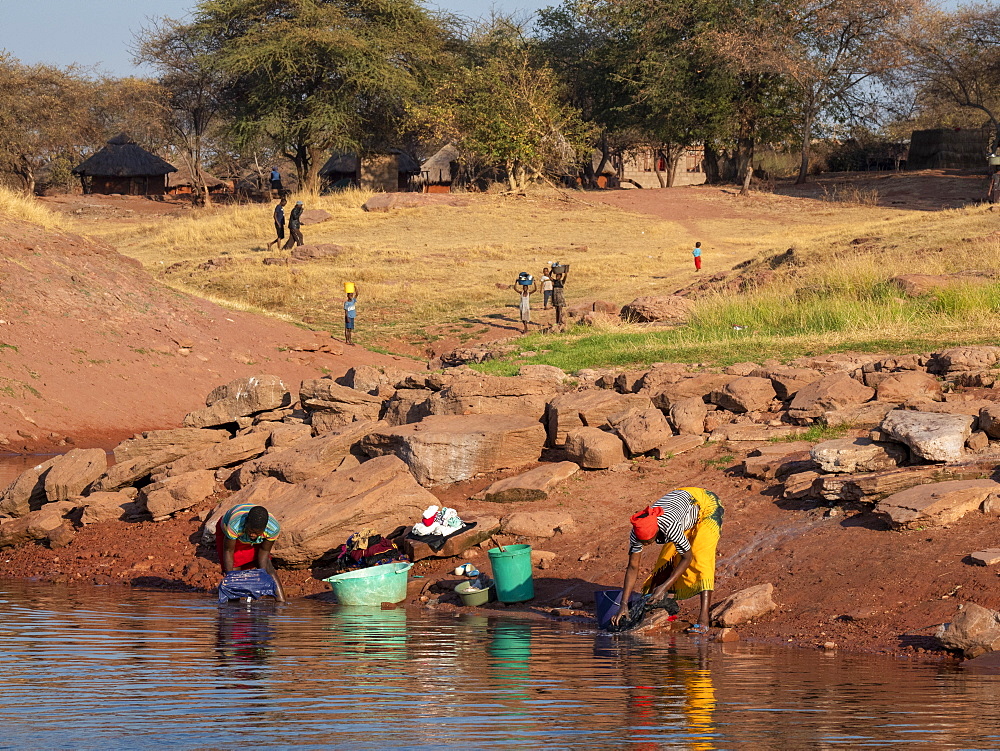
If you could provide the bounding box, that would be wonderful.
[218,568,279,604]
[328,528,410,573]
[406,506,477,552]
[604,595,679,633]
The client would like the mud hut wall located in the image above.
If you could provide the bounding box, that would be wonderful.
[907,128,990,170]
[89,175,167,196]
[619,146,707,188]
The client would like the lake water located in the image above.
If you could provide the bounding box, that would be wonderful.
[1,581,999,748]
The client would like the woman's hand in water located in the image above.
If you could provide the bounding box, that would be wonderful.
[610,604,629,626]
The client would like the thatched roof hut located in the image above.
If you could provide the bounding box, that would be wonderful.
[908,128,990,170]
[421,143,460,187]
[320,150,421,192]
[72,134,177,195]
[166,166,228,195]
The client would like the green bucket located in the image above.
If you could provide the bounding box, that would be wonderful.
[324,562,413,607]
[487,544,534,603]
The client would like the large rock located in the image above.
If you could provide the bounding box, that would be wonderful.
[238,421,383,485]
[928,346,1000,375]
[874,479,1000,529]
[669,396,708,435]
[0,457,59,517]
[711,583,777,627]
[338,364,413,396]
[299,377,383,425]
[142,470,216,520]
[113,428,229,464]
[937,602,1000,658]
[822,401,896,429]
[518,364,571,385]
[710,377,776,414]
[980,404,1000,439]
[651,434,705,459]
[43,448,107,502]
[94,447,194,492]
[298,208,333,226]
[744,442,816,480]
[876,371,943,403]
[610,407,674,456]
[163,432,269,477]
[564,427,626,469]
[382,389,433,426]
[360,414,546,487]
[749,366,822,401]
[651,374,734,411]
[362,192,468,212]
[546,390,653,447]
[428,374,557,422]
[0,501,77,549]
[266,422,314,448]
[820,459,1000,503]
[503,510,576,538]
[238,455,438,568]
[620,295,694,324]
[881,410,974,463]
[183,374,291,428]
[476,461,580,503]
[79,490,140,525]
[788,372,875,423]
[810,437,908,474]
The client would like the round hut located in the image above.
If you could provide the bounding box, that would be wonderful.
[72,134,177,196]
[420,143,460,193]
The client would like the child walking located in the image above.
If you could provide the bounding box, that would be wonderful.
[513,275,538,334]
[693,242,703,271]
[344,285,359,345]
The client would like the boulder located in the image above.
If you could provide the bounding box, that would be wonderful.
[981,404,1000,440]
[163,431,269,477]
[79,490,140,525]
[820,459,1000,503]
[93,447,193,492]
[546,390,653,447]
[290,244,344,261]
[565,300,620,320]
[338,364,414,395]
[651,374,735,411]
[402,516,501,561]
[928,346,1000,375]
[651,434,705,459]
[810,438,908,474]
[874,479,1000,529]
[783,471,822,500]
[0,501,78,549]
[518,364,571,385]
[749,366,822,401]
[637,363,691,393]
[360,414,546,487]
[710,377,776,413]
[299,378,383,424]
[968,431,990,453]
[876,371,943,403]
[620,295,694,324]
[43,448,107,502]
[744,442,816,480]
[183,374,291,428]
[113,428,229,464]
[724,362,758,376]
[238,421,383,485]
[143,470,216,520]
[881,410,974,463]
[710,583,777,627]
[669,396,708,435]
[564,427,626,469]
[822,401,896,429]
[298,208,333,226]
[503,510,576,538]
[936,602,1000,658]
[0,456,59,517]
[970,549,1000,566]
[788,372,875,423]
[428,374,557,422]
[382,389,434,426]
[476,461,580,503]
[250,455,439,568]
[266,422,314,448]
[609,408,674,456]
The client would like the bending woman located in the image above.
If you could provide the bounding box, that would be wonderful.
[216,503,286,602]
[610,487,723,632]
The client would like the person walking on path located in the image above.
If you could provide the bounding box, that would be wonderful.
[284,200,304,249]
[266,196,287,251]
[550,265,569,326]
[693,242,703,271]
[541,267,553,310]
[512,274,538,334]
[610,487,724,633]
[344,286,359,345]
[269,166,283,196]
[216,503,286,603]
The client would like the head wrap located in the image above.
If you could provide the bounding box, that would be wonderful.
[631,506,663,542]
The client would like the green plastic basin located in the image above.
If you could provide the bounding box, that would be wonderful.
[324,562,413,607]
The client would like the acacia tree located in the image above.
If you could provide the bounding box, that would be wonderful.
[192,0,447,193]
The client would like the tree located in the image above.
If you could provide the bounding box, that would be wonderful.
[192,0,448,193]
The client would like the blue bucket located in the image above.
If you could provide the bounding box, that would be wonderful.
[595,590,641,630]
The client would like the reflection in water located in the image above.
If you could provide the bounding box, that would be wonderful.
[2,580,1000,748]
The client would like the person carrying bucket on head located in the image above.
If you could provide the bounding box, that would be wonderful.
[610,487,724,633]
[344,282,359,345]
[512,272,537,334]
[216,503,286,603]
[550,263,569,326]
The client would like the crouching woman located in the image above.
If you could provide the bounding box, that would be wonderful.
[216,503,286,603]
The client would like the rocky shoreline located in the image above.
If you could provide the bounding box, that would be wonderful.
[3,345,1000,660]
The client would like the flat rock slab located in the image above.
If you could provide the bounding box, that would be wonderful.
[402,516,501,561]
[183,374,291,428]
[547,390,653,447]
[502,510,576,538]
[362,193,470,212]
[744,449,815,481]
[971,549,1000,566]
[810,437,907,474]
[652,434,705,459]
[874,479,1000,529]
[821,459,1000,503]
[298,209,332,225]
[361,414,546,487]
[113,428,229,464]
[881,410,974,463]
[475,461,579,503]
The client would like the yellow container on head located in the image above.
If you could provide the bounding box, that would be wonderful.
[344,282,355,294]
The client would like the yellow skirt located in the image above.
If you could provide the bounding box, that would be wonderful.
[642,487,723,601]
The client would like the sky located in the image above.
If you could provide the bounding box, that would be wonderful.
[1,0,552,77]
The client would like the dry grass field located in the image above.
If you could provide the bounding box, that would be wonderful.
[37,169,1000,370]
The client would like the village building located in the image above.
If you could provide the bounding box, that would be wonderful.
[907,128,991,170]
[610,145,707,188]
[319,151,421,192]
[417,143,460,193]
[72,134,177,196]
[166,167,229,197]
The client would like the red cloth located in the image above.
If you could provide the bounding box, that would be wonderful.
[694,256,702,270]
[631,506,663,543]
[216,519,259,572]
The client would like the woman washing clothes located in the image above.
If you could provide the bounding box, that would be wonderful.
[610,487,723,633]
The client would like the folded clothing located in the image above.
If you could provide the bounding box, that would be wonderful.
[412,506,466,537]
[218,568,278,604]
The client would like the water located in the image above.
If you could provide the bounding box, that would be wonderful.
[2,582,1000,748]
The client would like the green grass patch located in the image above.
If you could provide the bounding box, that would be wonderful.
[774,423,850,443]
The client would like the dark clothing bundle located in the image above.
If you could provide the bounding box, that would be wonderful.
[218,568,278,604]
[604,594,679,633]
[406,521,477,552]
[330,531,409,572]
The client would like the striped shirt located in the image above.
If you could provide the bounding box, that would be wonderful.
[221,503,280,545]
[628,489,700,555]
